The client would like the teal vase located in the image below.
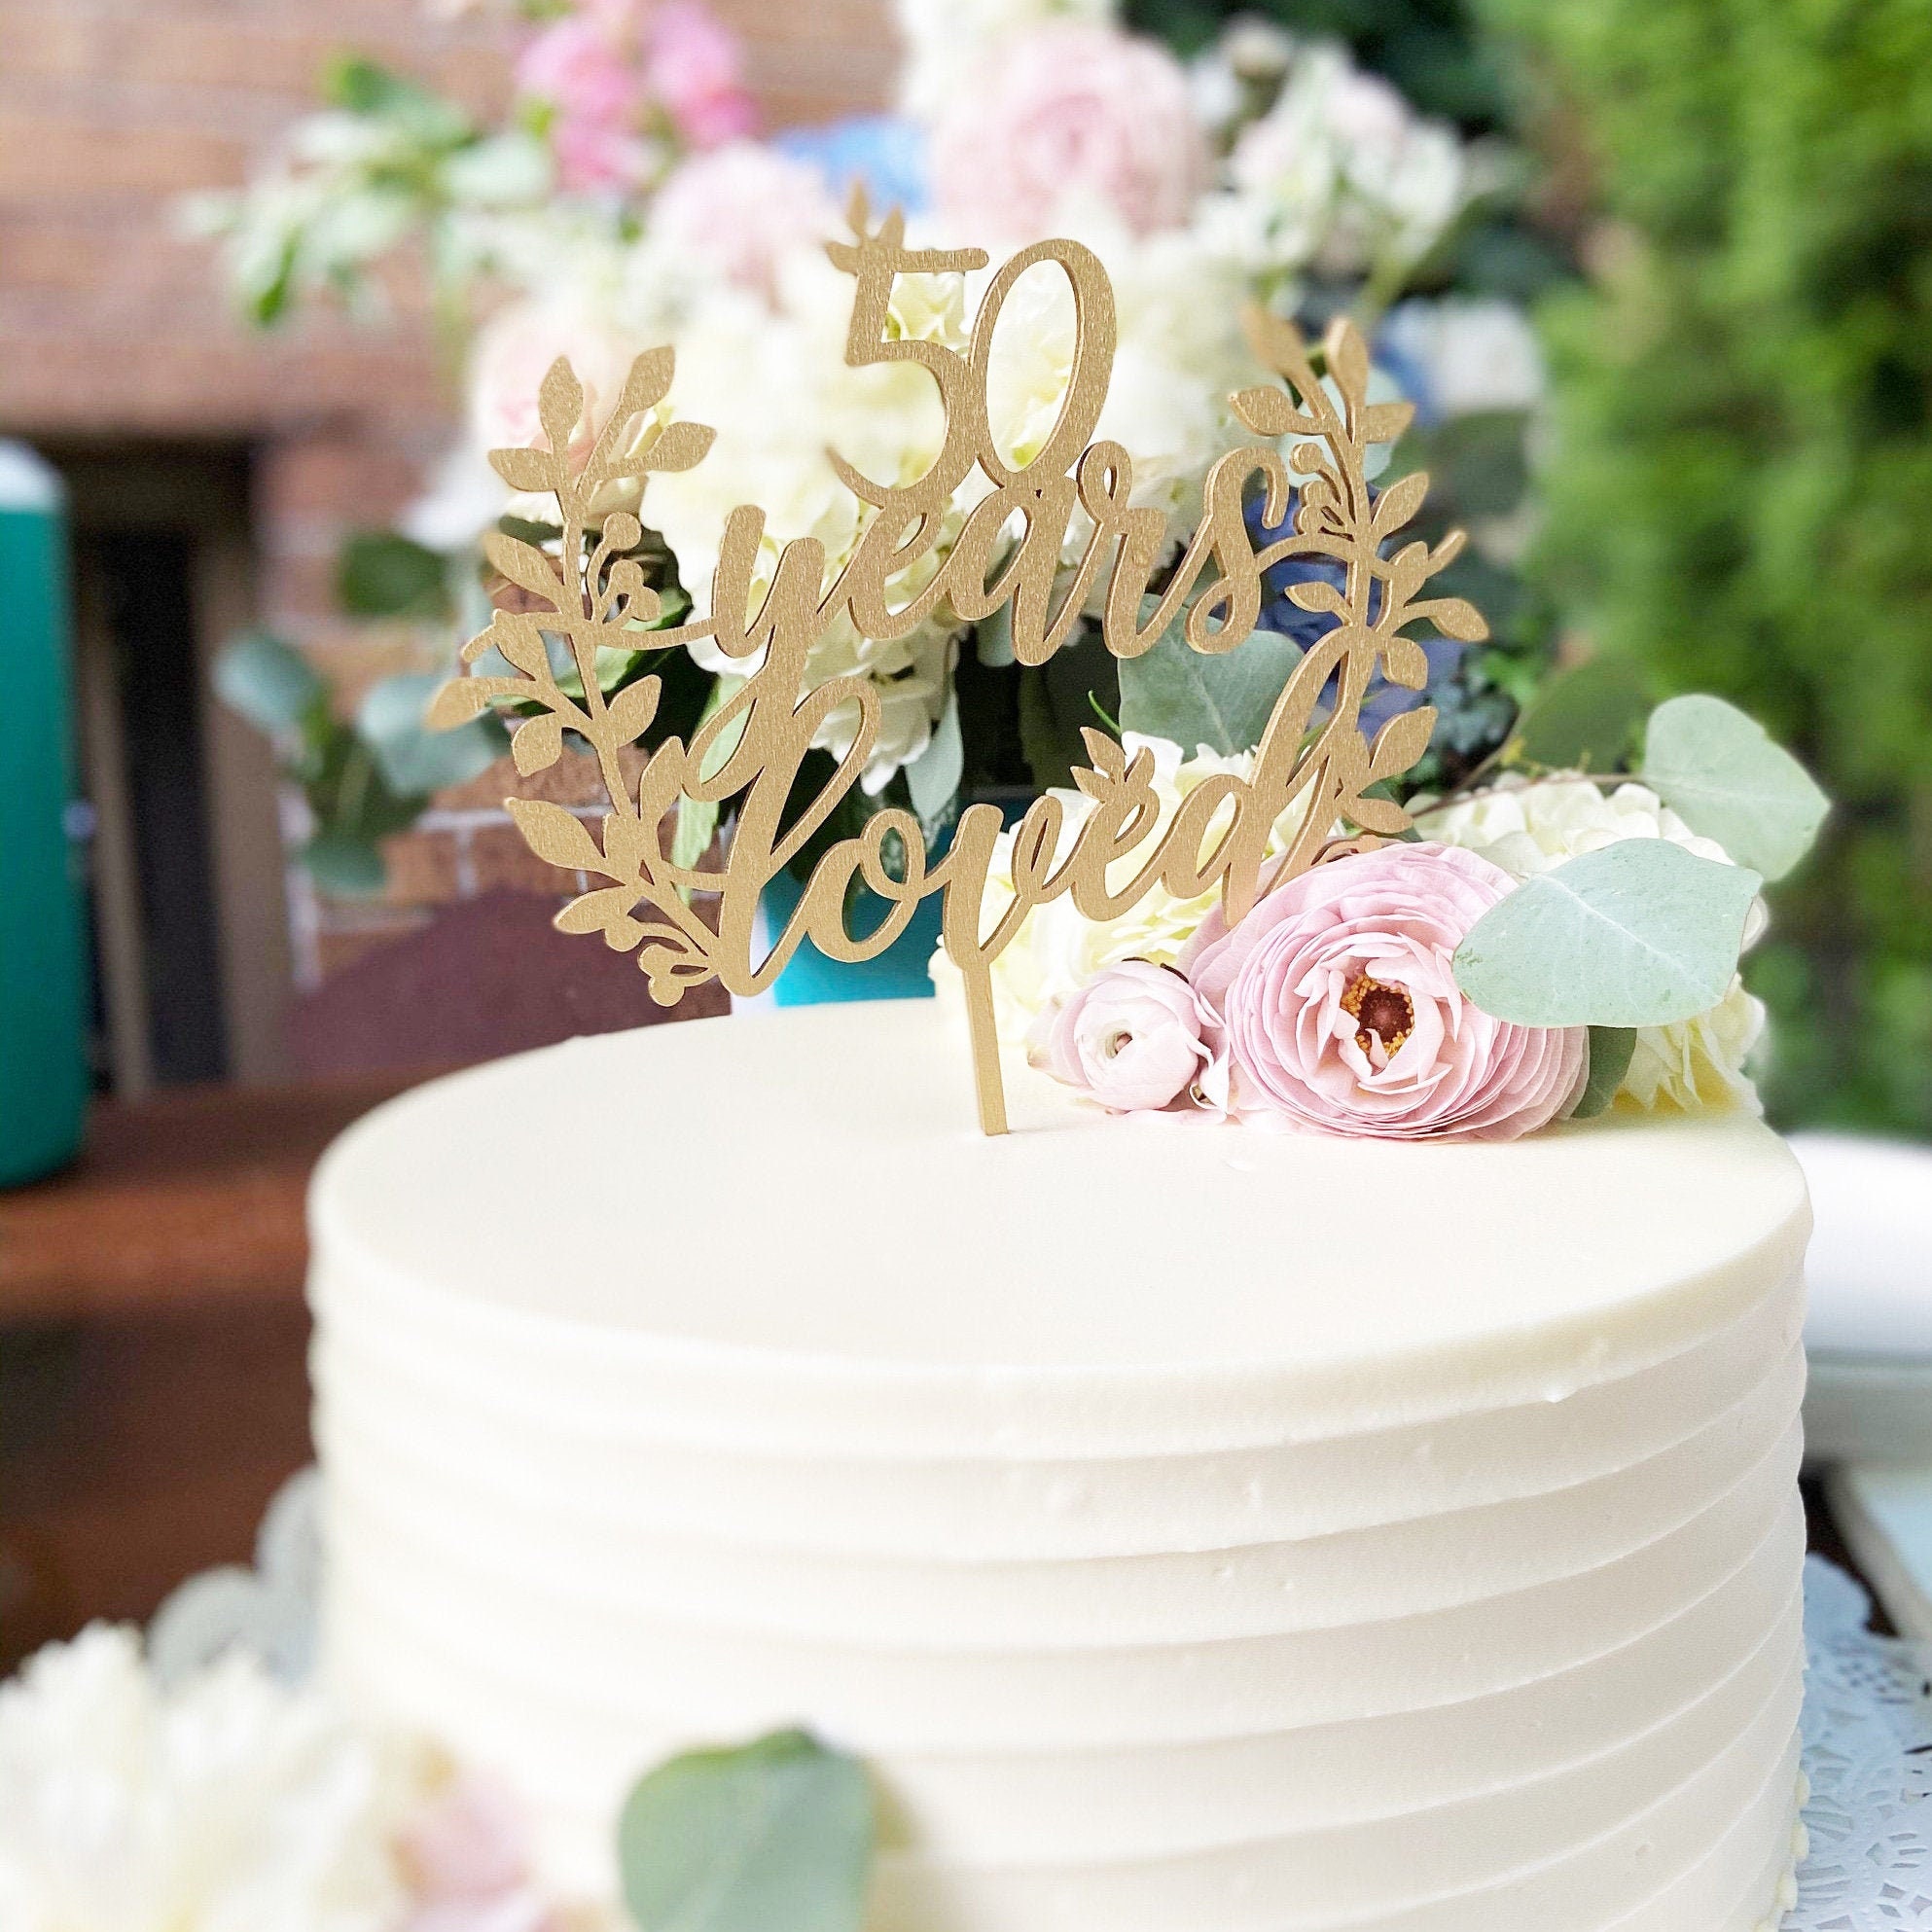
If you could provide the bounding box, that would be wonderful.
[759,868,942,1005]
[0,445,88,1185]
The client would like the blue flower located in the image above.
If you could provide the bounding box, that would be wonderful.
[1248,488,1464,733]
[775,116,929,217]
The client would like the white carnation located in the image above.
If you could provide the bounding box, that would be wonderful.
[1415,772,1769,1113]
[0,1627,412,1932]
[931,733,1307,1042]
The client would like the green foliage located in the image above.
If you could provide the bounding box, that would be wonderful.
[1453,839,1763,1027]
[1641,694,1830,882]
[337,531,451,621]
[618,1731,874,1932]
[1573,1026,1638,1119]
[1117,616,1302,754]
[213,629,325,733]
[357,671,506,796]
[1510,656,1653,773]
[212,631,445,899]
[1478,0,1932,1131]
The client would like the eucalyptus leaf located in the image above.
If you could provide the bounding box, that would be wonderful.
[1511,656,1653,772]
[1117,623,1301,756]
[906,691,962,831]
[1452,840,1762,1028]
[618,1731,874,1932]
[214,630,324,733]
[336,530,450,621]
[672,795,720,903]
[302,828,385,898]
[1641,694,1829,881]
[1572,1026,1638,1119]
[358,672,506,796]
[975,607,1016,668]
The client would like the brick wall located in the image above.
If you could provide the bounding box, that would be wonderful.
[0,0,893,1017]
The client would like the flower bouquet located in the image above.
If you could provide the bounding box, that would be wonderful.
[201,0,1556,958]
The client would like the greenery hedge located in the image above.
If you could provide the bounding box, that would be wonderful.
[1475,0,1932,1133]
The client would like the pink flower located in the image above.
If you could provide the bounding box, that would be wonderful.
[517,17,641,125]
[651,143,838,301]
[930,22,1207,244]
[647,1,758,149]
[1030,960,1222,1115]
[550,117,656,193]
[1185,843,1588,1140]
[400,1773,557,1932]
[468,295,638,473]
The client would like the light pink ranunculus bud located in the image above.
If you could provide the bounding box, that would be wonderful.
[647,1,758,150]
[931,22,1207,244]
[1185,842,1588,1141]
[401,1772,531,1899]
[399,1772,560,1932]
[652,144,838,302]
[1031,959,1221,1115]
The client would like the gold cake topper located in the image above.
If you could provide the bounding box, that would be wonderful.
[431,207,1485,1134]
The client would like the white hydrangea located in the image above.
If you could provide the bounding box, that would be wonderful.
[1414,773,1769,1114]
[640,251,967,792]
[931,733,1309,1042]
[1212,42,1469,280]
[0,1627,413,1932]
[972,212,1263,538]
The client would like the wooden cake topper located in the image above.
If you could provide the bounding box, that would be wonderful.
[430,206,1485,1134]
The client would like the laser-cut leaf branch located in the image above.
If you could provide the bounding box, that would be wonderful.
[1222,309,1488,883]
[428,351,726,994]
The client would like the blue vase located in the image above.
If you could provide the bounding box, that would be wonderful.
[759,867,942,1006]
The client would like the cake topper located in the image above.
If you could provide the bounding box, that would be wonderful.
[430,205,1485,1133]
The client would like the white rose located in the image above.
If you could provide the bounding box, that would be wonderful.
[1620,977,1768,1117]
[931,733,1308,1042]
[1415,772,1770,1113]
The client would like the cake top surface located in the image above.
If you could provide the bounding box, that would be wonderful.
[314,1002,1807,1374]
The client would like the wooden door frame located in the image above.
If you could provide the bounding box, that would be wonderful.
[54,442,292,1089]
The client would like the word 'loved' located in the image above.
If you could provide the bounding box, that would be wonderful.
[431,210,1484,1133]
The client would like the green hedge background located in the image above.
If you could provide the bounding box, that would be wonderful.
[1132,0,1932,1134]
[1483,0,1932,1135]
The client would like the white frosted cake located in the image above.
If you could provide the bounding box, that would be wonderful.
[309,1000,1811,1932]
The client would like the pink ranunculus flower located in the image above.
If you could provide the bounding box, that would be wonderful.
[1185,842,1588,1141]
[931,22,1207,244]
[647,1,758,149]
[1030,959,1224,1115]
[651,143,838,302]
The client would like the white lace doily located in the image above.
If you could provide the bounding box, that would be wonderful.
[1795,1555,1932,1928]
[149,1476,1932,1926]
